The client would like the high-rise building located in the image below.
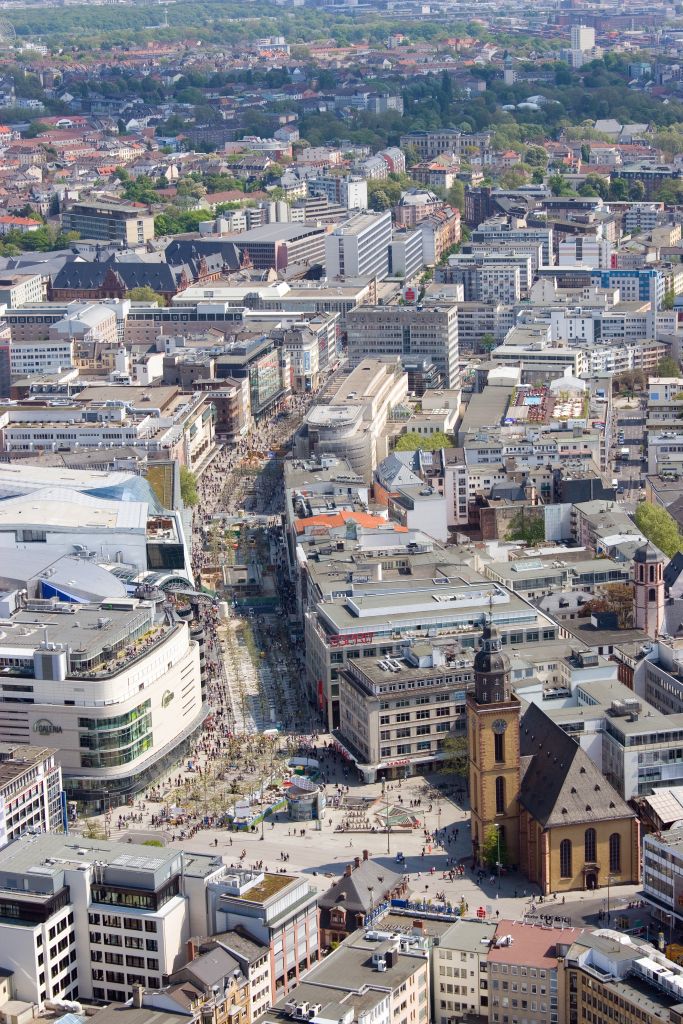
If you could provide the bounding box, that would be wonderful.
[571,23,595,51]
[324,211,392,280]
[346,302,460,388]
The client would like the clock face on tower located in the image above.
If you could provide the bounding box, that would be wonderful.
[492,719,508,734]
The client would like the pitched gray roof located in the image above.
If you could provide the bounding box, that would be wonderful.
[176,947,241,989]
[519,702,634,829]
[319,858,403,913]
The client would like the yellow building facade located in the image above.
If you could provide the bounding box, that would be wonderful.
[468,620,640,895]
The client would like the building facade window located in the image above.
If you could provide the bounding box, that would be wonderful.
[560,839,572,878]
[609,833,621,873]
[494,732,505,763]
[584,828,596,863]
[495,776,505,815]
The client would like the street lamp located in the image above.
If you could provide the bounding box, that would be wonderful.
[606,873,616,918]
[382,781,391,855]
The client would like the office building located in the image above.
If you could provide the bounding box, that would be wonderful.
[470,219,553,267]
[558,234,612,268]
[9,337,74,378]
[324,211,392,280]
[560,930,683,1024]
[61,200,155,245]
[590,267,664,308]
[0,595,205,807]
[346,303,460,389]
[643,826,683,930]
[390,229,424,281]
[0,743,63,848]
[0,833,224,1006]
[338,643,473,782]
[305,574,558,731]
[203,868,319,1001]
[440,253,525,302]
[295,358,408,483]
[220,223,326,272]
[215,335,291,420]
[259,926,430,1024]
[0,272,44,309]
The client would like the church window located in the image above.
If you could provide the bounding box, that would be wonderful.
[609,833,621,873]
[584,828,596,863]
[494,732,505,763]
[495,776,505,814]
[560,839,572,878]
[649,588,656,602]
[650,565,655,582]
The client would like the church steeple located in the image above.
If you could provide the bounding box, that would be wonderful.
[473,614,511,704]
[467,609,521,869]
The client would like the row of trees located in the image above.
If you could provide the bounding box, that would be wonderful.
[634,502,683,559]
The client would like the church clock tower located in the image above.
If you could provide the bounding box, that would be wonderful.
[466,616,521,868]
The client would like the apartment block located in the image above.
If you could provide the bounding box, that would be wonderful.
[434,919,496,1024]
[489,920,583,1024]
[61,200,155,245]
[307,175,368,210]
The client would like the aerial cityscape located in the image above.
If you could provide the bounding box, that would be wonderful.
[4,1,683,1024]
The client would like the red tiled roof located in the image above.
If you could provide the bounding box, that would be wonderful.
[294,510,407,535]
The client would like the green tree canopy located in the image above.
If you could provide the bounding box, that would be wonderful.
[506,508,545,545]
[180,467,199,507]
[481,825,508,869]
[657,356,681,378]
[440,733,468,777]
[446,179,465,212]
[127,286,165,306]
[395,431,453,451]
[634,501,682,558]
[549,173,575,197]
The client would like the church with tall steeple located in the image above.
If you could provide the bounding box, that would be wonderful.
[467,611,641,894]
[466,617,521,870]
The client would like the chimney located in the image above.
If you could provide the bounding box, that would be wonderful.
[363,849,369,861]
[187,937,198,962]
[354,856,361,869]
[132,985,144,1009]
[344,864,353,877]
[413,919,425,932]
